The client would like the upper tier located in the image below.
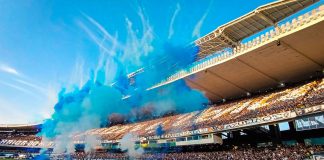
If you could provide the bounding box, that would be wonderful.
[149,5,324,102]
[195,0,319,59]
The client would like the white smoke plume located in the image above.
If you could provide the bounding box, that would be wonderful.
[120,133,144,158]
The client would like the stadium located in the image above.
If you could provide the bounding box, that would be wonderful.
[1,0,324,159]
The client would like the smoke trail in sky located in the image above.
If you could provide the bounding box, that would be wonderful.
[192,0,213,38]
[168,3,181,39]
[40,3,208,154]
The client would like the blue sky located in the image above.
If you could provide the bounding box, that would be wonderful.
[0,0,318,124]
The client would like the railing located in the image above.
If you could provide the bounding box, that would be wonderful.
[148,5,324,90]
[0,124,39,128]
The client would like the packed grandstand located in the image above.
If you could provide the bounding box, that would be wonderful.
[1,0,324,159]
[1,78,324,147]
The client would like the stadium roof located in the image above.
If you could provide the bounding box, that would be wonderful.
[0,124,40,129]
[188,14,324,102]
[150,4,324,102]
[195,0,320,59]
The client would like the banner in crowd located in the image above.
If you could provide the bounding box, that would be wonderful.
[0,139,54,148]
[146,105,324,140]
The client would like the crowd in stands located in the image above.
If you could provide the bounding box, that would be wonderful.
[76,78,324,141]
[1,78,323,147]
[0,133,52,148]
[48,144,323,160]
[304,79,324,106]
[1,134,41,141]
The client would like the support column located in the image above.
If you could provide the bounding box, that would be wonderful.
[289,121,304,144]
[269,124,281,146]
[230,130,241,146]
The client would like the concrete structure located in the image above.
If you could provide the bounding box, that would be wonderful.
[150,4,324,102]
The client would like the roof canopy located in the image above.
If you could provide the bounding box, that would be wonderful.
[195,0,319,59]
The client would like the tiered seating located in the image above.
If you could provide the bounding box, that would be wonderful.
[304,79,324,106]
[0,135,44,147]
[74,78,324,141]
[2,78,324,145]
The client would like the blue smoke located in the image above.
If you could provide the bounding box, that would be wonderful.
[34,149,50,160]
[34,154,50,160]
[155,124,165,136]
[40,6,208,152]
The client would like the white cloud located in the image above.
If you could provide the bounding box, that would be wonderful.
[14,78,45,92]
[0,80,39,99]
[0,64,20,76]
[0,63,58,124]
